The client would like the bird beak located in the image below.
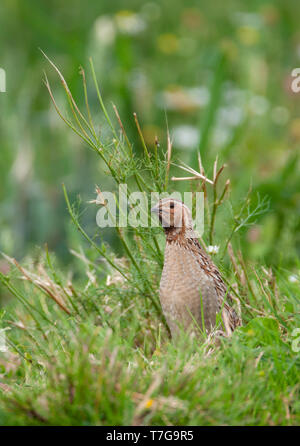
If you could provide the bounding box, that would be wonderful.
[151,205,160,215]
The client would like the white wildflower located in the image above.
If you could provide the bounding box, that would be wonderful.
[94,16,115,45]
[207,245,220,254]
[115,11,146,35]
[218,106,245,127]
[289,275,298,284]
[172,125,200,150]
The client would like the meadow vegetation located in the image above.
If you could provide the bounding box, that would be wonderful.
[0,1,299,425]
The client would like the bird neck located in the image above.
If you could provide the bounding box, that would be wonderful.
[164,226,197,244]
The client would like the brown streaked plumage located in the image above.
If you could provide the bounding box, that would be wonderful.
[151,198,241,339]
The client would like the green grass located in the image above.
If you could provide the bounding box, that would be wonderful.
[0,259,299,425]
[1,0,300,267]
[0,61,299,425]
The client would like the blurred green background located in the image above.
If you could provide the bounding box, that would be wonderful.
[0,0,299,274]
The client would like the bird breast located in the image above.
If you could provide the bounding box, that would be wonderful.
[159,241,219,336]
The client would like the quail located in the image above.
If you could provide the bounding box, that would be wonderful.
[151,198,241,339]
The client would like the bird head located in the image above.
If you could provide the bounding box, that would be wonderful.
[151,198,193,235]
